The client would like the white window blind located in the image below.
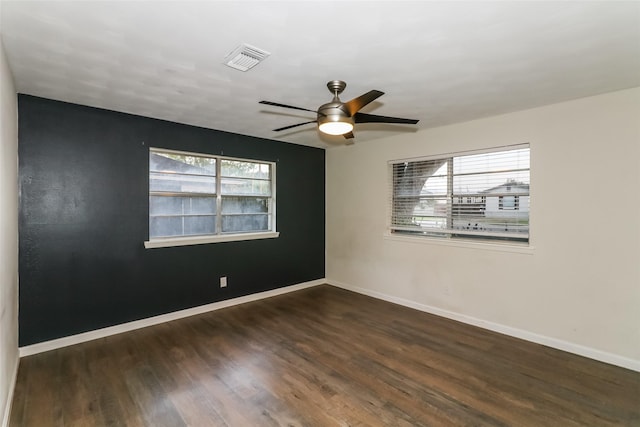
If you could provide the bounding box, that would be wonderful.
[390,145,530,243]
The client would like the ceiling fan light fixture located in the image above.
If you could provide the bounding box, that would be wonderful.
[317,114,354,135]
[318,121,353,135]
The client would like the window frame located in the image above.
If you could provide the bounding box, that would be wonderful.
[388,144,530,247]
[144,148,278,249]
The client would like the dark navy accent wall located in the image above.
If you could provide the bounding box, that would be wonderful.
[18,95,325,346]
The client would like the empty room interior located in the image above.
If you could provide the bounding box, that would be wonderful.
[1,1,639,426]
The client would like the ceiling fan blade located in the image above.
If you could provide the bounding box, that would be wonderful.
[343,131,355,139]
[354,112,419,125]
[259,100,317,113]
[343,90,384,116]
[273,121,317,132]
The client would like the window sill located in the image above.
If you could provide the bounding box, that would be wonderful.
[144,231,280,249]
[383,232,534,254]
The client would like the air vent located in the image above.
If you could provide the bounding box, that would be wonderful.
[224,44,270,72]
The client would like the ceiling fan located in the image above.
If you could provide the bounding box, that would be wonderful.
[259,80,419,140]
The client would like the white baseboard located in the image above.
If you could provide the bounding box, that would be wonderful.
[19,279,325,357]
[19,277,640,372]
[1,355,18,427]
[327,279,640,372]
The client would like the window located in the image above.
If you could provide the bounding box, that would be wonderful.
[390,145,530,243]
[499,195,519,210]
[145,148,277,248]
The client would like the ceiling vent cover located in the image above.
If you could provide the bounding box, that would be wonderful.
[224,44,270,72]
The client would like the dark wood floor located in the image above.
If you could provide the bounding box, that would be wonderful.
[9,285,640,426]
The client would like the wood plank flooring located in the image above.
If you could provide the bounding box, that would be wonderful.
[9,285,640,426]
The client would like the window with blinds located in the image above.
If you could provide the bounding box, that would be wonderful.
[390,145,530,243]
[149,148,275,240]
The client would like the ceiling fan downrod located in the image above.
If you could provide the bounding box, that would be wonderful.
[327,80,347,100]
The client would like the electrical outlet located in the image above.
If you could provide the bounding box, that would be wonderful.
[220,276,227,288]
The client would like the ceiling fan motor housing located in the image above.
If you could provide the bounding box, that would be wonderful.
[317,102,354,134]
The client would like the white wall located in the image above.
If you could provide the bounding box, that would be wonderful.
[0,37,19,426]
[327,87,640,370]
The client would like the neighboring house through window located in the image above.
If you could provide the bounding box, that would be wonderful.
[499,195,520,210]
[145,148,277,248]
[390,145,530,243]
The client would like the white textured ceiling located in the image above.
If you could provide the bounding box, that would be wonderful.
[1,1,639,149]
